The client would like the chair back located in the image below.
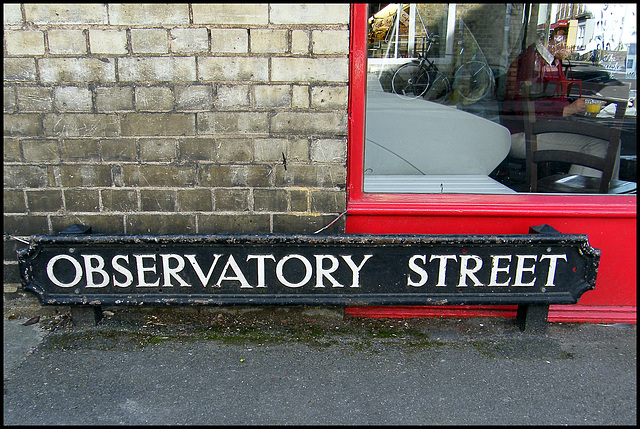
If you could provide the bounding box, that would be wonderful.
[521,81,627,193]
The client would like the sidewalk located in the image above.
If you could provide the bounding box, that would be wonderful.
[3,305,637,425]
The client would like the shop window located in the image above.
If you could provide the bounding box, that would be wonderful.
[357,3,636,196]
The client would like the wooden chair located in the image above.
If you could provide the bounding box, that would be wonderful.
[521,81,636,194]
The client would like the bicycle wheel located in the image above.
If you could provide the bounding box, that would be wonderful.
[453,60,492,103]
[423,72,451,104]
[391,62,430,98]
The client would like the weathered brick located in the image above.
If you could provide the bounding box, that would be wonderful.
[43,114,119,137]
[131,29,168,54]
[21,139,59,162]
[4,4,23,25]
[272,214,345,234]
[139,138,177,162]
[254,85,291,108]
[3,58,37,82]
[270,111,347,135]
[179,138,216,161]
[3,166,48,188]
[24,4,108,24]
[197,112,268,135]
[3,215,49,235]
[95,86,134,112]
[177,189,213,212]
[101,189,138,212]
[198,214,270,234]
[61,139,100,162]
[192,4,269,25]
[100,138,137,161]
[119,57,196,82]
[39,58,116,83]
[271,58,348,83]
[198,57,268,82]
[4,30,45,56]
[198,165,248,187]
[213,85,249,109]
[253,189,288,212]
[269,4,349,25]
[54,86,93,112]
[290,189,308,212]
[311,30,350,55]
[122,165,196,187]
[26,189,63,212]
[289,138,311,162]
[292,85,310,109]
[198,164,272,188]
[254,138,287,162]
[140,189,176,212]
[309,189,346,213]
[59,165,112,187]
[175,85,214,111]
[47,29,87,55]
[3,138,21,161]
[64,189,100,212]
[275,165,346,188]
[217,138,252,163]
[4,113,42,136]
[125,214,195,235]
[215,188,250,211]
[209,28,248,54]
[4,87,16,113]
[310,138,347,163]
[250,29,288,54]
[16,87,53,112]
[291,30,310,55]
[121,113,195,136]
[170,28,208,53]
[310,86,349,109]
[4,190,26,213]
[51,215,124,235]
[109,4,189,25]
[135,86,174,111]
[89,29,128,55]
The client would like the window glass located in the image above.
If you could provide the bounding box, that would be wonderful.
[364,3,636,195]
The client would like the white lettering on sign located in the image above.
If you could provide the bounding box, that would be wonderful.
[43,251,566,291]
[406,253,568,288]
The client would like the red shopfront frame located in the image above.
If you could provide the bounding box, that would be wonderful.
[344,4,636,323]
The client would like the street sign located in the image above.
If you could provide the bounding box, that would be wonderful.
[18,232,599,307]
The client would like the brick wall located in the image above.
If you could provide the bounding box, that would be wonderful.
[3,3,350,291]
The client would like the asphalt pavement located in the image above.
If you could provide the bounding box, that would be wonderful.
[3,306,637,425]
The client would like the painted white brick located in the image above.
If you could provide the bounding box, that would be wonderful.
[4,31,45,56]
[89,29,128,55]
[108,3,189,25]
[312,30,350,55]
[210,28,248,54]
[271,58,348,83]
[131,29,168,54]
[170,28,209,53]
[39,58,116,83]
[291,30,310,54]
[215,85,250,109]
[250,29,288,54]
[119,57,197,82]
[24,4,107,24]
[48,29,87,55]
[270,4,349,25]
[198,57,268,82]
[4,4,23,25]
[54,86,93,112]
[192,4,268,25]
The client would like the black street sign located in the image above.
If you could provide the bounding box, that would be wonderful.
[17,232,599,307]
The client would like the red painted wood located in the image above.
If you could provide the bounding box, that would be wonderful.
[345,305,636,324]
[344,4,637,322]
